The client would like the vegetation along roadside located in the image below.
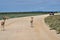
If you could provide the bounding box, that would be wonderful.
[45,15,60,34]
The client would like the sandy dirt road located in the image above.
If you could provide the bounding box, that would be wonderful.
[0,14,60,40]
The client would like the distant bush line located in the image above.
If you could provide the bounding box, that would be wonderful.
[0,12,49,20]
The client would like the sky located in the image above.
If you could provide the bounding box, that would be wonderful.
[0,0,60,12]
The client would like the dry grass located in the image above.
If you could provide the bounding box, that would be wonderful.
[45,15,60,34]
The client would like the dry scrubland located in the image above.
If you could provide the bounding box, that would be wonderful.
[45,14,60,34]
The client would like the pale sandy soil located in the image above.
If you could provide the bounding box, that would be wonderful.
[0,14,60,40]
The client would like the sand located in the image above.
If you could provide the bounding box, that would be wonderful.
[0,14,60,40]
